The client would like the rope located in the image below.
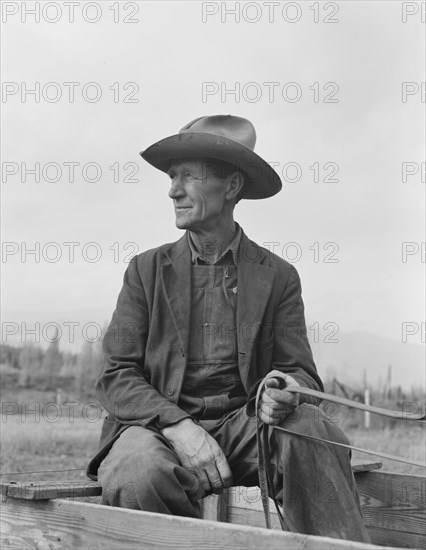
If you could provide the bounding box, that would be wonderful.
[255,373,426,531]
[255,376,288,530]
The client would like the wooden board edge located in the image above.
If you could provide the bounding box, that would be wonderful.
[352,461,382,473]
[0,497,394,550]
[1,480,102,501]
[0,461,384,501]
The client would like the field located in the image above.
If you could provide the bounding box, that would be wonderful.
[1,399,424,484]
[1,413,99,482]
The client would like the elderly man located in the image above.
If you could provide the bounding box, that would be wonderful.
[87,115,370,542]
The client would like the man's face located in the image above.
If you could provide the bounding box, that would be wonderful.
[167,159,229,232]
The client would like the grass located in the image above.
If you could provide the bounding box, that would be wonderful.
[1,413,100,482]
[1,408,424,483]
[347,424,425,476]
[1,386,424,481]
[315,403,426,476]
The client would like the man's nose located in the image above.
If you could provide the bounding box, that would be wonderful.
[168,176,185,199]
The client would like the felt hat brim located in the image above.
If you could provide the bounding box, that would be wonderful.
[140,132,282,200]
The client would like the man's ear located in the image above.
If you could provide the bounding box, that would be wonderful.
[225,172,245,201]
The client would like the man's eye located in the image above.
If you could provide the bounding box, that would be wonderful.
[186,172,202,181]
[169,172,200,182]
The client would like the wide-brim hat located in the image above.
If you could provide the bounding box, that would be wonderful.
[140,115,282,199]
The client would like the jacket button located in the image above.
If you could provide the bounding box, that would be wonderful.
[167,389,175,396]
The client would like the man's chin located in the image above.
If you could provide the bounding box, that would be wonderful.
[175,218,192,230]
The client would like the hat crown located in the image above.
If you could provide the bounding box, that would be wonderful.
[140,114,282,199]
[179,115,257,151]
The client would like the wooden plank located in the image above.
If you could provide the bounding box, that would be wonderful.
[2,480,102,501]
[352,461,382,473]
[201,486,283,529]
[356,471,426,549]
[0,497,392,550]
[227,507,283,530]
[0,460,382,501]
[219,472,426,549]
[199,491,228,522]
[356,471,425,516]
[363,527,426,550]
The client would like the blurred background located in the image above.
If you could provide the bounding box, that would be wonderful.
[1,1,425,478]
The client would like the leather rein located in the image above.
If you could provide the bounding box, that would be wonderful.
[255,374,426,531]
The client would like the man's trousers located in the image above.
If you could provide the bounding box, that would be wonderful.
[98,403,371,543]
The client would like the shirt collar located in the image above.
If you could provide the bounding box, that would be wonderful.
[188,223,242,266]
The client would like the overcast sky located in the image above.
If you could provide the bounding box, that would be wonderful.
[1,1,425,358]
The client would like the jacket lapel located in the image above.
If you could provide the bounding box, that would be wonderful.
[161,234,192,357]
[237,233,275,390]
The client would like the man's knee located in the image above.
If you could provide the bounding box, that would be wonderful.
[283,403,322,430]
[98,427,178,506]
[278,403,350,444]
[100,454,172,507]
[98,426,201,512]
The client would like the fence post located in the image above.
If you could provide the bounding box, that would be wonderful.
[364,388,370,429]
[363,369,370,429]
[56,388,62,406]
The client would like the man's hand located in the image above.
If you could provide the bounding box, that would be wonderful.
[161,418,233,498]
[259,370,300,425]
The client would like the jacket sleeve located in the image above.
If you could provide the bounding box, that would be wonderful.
[247,264,323,415]
[95,257,191,430]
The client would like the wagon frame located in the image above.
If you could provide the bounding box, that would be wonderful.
[1,459,425,550]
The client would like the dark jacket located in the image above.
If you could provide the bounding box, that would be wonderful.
[87,230,323,479]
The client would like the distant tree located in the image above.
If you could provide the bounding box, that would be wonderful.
[41,328,63,388]
[57,351,79,394]
[75,340,103,397]
[18,343,43,387]
[0,344,21,369]
[60,351,78,377]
